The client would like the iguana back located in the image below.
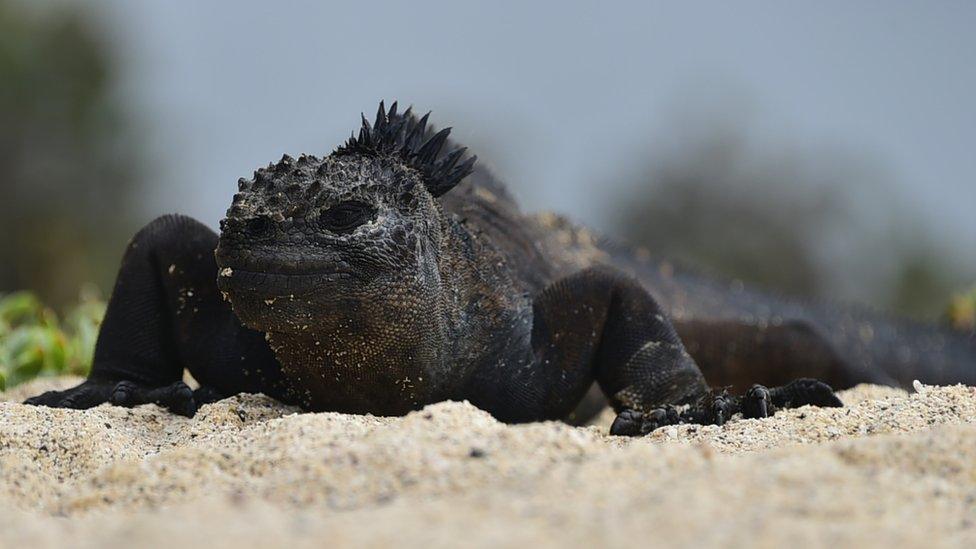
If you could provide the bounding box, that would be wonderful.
[444,164,976,392]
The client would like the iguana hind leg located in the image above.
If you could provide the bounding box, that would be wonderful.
[514,266,842,435]
[24,214,290,416]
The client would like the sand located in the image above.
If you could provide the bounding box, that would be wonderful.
[1,378,975,548]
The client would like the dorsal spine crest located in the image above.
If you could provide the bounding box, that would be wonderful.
[333,100,477,197]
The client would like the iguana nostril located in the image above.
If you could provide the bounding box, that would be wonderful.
[245,216,273,238]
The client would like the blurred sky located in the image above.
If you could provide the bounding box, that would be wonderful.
[51,1,976,250]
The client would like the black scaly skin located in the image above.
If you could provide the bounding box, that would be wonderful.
[26,101,974,435]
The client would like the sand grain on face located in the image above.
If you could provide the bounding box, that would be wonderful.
[1,378,975,548]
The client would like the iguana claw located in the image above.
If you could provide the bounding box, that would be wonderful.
[610,378,842,436]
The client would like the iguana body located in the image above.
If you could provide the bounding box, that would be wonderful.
[25,102,974,434]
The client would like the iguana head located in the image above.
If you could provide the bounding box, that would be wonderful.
[215,101,476,338]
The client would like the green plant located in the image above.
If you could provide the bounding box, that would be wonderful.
[0,288,105,390]
[947,285,976,332]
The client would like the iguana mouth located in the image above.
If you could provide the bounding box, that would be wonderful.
[217,267,352,296]
[215,243,352,275]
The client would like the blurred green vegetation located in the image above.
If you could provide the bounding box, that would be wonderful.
[0,0,143,309]
[0,290,105,390]
[947,285,976,332]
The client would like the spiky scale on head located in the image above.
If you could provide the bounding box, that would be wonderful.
[230,101,475,225]
[219,100,477,284]
[334,100,477,197]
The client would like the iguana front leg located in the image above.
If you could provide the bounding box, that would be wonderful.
[25,214,291,416]
[525,266,841,435]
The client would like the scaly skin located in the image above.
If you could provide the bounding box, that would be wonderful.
[533,213,976,393]
[28,101,971,434]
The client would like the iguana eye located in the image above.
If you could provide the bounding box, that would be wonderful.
[319,201,375,234]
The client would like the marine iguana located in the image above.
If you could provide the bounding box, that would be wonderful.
[25,101,976,435]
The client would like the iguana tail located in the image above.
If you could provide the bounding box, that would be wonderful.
[616,252,976,391]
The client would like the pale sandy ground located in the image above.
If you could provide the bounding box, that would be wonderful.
[1,378,975,548]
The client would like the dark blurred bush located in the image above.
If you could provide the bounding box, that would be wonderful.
[0,0,142,308]
[612,111,973,319]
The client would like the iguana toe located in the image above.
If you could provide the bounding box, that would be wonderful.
[741,384,772,419]
[110,380,198,417]
[24,380,113,410]
[770,378,843,409]
[610,406,682,436]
